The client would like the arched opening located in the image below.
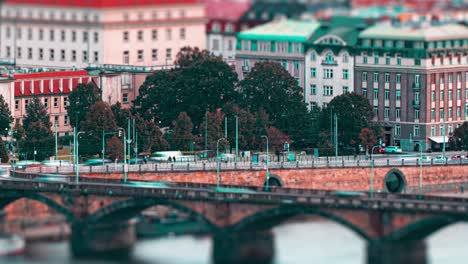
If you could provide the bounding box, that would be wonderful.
[266,174,283,187]
[384,169,406,193]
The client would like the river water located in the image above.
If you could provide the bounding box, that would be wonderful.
[2,221,468,264]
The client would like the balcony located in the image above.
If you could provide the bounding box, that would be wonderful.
[413,100,420,107]
[321,59,338,66]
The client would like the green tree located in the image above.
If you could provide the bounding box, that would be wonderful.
[175,46,212,67]
[359,127,377,156]
[0,94,13,136]
[136,118,168,153]
[452,122,468,151]
[106,135,123,161]
[170,112,194,150]
[267,127,291,152]
[80,102,117,157]
[20,98,54,160]
[0,139,8,163]
[199,109,229,150]
[111,102,133,129]
[238,61,310,146]
[134,49,238,127]
[66,83,100,129]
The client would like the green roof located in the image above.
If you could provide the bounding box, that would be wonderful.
[307,16,372,46]
[237,19,320,42]
[359,23,468,41]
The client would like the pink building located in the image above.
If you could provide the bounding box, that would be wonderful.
[1,0,206,68]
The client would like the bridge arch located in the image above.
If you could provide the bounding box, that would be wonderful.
[385,216,467,241]
[0,191,74,222]
[229,206,371,241]
[86,198,219,231]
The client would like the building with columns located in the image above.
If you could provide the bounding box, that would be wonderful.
[0,0,206,68]
[354,22,468,151]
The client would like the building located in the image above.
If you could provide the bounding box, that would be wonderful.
[206,0,251,64]
[0,69,127,136]
[235,19,320,90]
[354,22,468,151]
[305,16,373,109]
[0,0,206,68]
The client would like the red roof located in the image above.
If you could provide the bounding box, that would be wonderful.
[206,0,250,20]
[14,82,21,97]
[23,81,32,96]
[33,80,41,95]
[10,70,89,80]
[43,80,51,94]
[5,0,197,8]
[72,78,80,90]
[62,79,70,93]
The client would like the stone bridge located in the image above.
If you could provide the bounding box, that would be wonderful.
[1,172,468,263]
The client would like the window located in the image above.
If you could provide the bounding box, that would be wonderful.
[39,48,44,60]
[310,84,316,95]
[28,48,32,59]
[123,51,129,64]
[294,61,300,72]
[60,49,65,61]
[449,108,453,117]
[362,88,367,97]
[415,91,420,104]
[440,125,445,136]
[72,50,76,61]
[63,97,68,107]
[323,69,333,79]
[61,30,65,41]
[27,28,32,40]
[440,90,444,101]
[396,108,401,119]
[71,31,76,42]
[457,73,461,83]
[94,51,98,62]
[385,89,389,100]
[152,49,158,61]
[373,72,378,82]
[343,53,349,63]
[415,58,421,66]
[166,28,172,40]
[374,54,379,64]
[449,90,453,100]
[385,56,390,65]
[212,23,221,32]
[49,49,55,61]
[225,23,234,33]
[396,90,401,101]
[396,74,401,84]
[49,29,54,41]
[415,109,419,120]
[137,30,143,41]
[53,97,58,107]
[395,125,401,136]
[138,50,143,61]
[17,47,22,59]
[94,32,99,43]
[397,55,401,65]
[123,93,129,103]
[54,116,59,126]
[457,107,461,117]
[64,116,68,126]
[228,40,233,51]
[431,108,435,119]
[385,73,389,83]
[15,100,19,110]
[385,107,389,119]
[25,100,29,108]
[39,29,44,40]
[431,91,435,101]
[362,72,367,82]
[374,106,378,115]
[212,39,220,51]
[179,28,185,40]
[415,74,420,87]
[166,48,172,59]
[323,86,333,96]
[123,31,129,41]
[440,108,444,119]
[343,86,349,94]
[325,53,334,63]
[310,52,316,61]
[431,125,436,136]
[82,51,87,62]
[449,74,453,83]
[343,69,349,80]
[363,55,368,64]
[373,89,378,100]
[414,125,420,137]
[152,29,158,40]
[448,125,453,135]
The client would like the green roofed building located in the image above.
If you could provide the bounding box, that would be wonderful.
[235,19,320,89]
[354,22,468,152]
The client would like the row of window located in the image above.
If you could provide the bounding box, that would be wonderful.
[361,38,468,50]
[395,123,464,138]
[372,105,468,122]
[309,85,349,96]
[211,39,235,52]
[430,89,468,101]
[15,97,68,111]
[5,27,99,43]
[310,52,349,63]
[6,46,99,63]
[123,49,171,63]
[239,40,303,54]
[310,68,349,80]
[362,72,468,85]
[123,28,186,42]
[211,22,235,33]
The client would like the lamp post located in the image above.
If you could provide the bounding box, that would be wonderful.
[442,115,446,160]
[75,131,85,184]
[216,137,226,189]
[102,130,118,165]
[370,141,383,200]
[419,142,423,198]
[54,121,58,161]
[116,127,127,183]
[261,135,270,190]
[235,115,238,162]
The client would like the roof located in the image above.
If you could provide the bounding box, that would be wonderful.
[4,0,197,8]
[238,19,320,42]
[4,70,89,80]
[308,16,374,46]
[428,136,448,144]
[239,1,306,22]
[206,0,251,20]
[359,23,468,41]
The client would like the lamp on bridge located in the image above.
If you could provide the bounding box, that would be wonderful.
[216,137,227,189]
[261,135,270,191]
[370,139,385,200]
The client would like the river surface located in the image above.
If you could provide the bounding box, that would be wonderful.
[2,221,468,264]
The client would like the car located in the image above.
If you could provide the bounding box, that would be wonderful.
[451,155,466,161]
[432,155,447,164]
[378,147,386,154]
[0,168,8,177]
[217,153,236,162]
[42,160,72,167]
[13,160,42,169]
[84,158,112,166]
[421,156,432,163]
[385,146,402,154]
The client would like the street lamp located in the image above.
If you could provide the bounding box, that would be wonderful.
[261,135,270,190]
[75,131,85,184]
[116,127,127,183]
[216,137,226,189]
[370,140,384,200]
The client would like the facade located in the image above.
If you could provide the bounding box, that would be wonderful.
[304,17,373,109]
[206,0,251,64]
[0,69,127,136]
[0,0,206,68]
[354,22,468,151]
[235,19,320,90]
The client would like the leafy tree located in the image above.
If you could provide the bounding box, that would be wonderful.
[221,105,257,151]
[111,102,133,129]
[175,46,212,67]
[79,102,117,157]
[170,112,194,150]
[238,61,310,146]
[199,109,229,150]
[66,83,100,129]
[452,122,468,151]
[136,118,168,153]
[359,127,377,156]
[0,94,13,136]
[0,139,8,163]
[20,98,54,160]
[134,50,238,127]
[106,136,123,161]
[267,127,290,152]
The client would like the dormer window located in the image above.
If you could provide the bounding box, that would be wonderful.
[325,52,334,63]
[212,22,221,33]
[225,23,234,33]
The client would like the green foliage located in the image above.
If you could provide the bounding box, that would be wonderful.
[452,122,468,151]
[23,98,51,129]
[66,83,100,129]
[0,139,9,163]
[0,95,13,136]
[136,117,168,153]
[106,136,123,161]
[170,112,194,150]
[175,46,213,67]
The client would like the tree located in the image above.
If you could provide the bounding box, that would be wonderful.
[66,83,100,129]
[170,112,194,150]
[198,109,229,150]
[20,98,54,161]
[0,139,8,163]
[106,136,123,161]
[267,127,291,152]
[175,46,212,67]
[111,102,133,129]
[79,102,117,157]
[238,61,310,146]
[359,127,377,156]
[452,122,468,151]
[134,50,238,127]
[136,118,168,153]
[0,94,13,136]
